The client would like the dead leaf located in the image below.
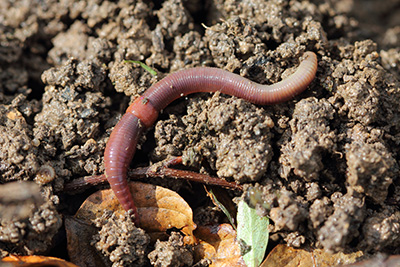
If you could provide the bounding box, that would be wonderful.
[65,216,109,267]
[75,182,197,242]
[261,244,364,267]
[342,255,400,267]
[1,255,78,267]
[194,224,246,267]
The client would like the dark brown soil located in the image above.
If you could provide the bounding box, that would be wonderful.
[1,0,400,266]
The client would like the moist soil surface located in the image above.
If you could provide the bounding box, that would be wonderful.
[1,0,400,266]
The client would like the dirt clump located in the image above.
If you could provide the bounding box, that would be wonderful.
[93,211,150,267]
[154,93,275,183]
[148,232,193,267]
[0,181,61,256]
[279,97,337,181]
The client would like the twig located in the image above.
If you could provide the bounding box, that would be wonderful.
[64,158,242,192]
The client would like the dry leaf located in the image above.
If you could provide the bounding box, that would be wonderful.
[194,224,246,267]
[75,182,196,241]
[342,255,400,267]
[261,244,364,267]
[65,216,109,267]
[1,255,78,267]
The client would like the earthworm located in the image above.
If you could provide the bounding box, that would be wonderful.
[104,51,318,223]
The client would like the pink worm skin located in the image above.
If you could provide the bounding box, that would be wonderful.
[104,51,318,224]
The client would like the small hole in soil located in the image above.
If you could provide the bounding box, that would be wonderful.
[152,0,164,10]
[182,0,208,31]
[27,77,45,101]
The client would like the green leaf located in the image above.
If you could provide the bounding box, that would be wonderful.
[124,60,158,76]
[237,199,269,267]
[206,189,236,231]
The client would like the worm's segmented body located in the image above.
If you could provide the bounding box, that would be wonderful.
[104,52,318,223]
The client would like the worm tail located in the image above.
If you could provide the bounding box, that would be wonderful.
[254,51,318,104]
[104,113,144,221]
[143,52,318,110]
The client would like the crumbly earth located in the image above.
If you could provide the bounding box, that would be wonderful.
[148,232,193,267]
[93,211,150,267]
[1,0,400,265]
[153,93,275,183]
[0,181,61,256]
